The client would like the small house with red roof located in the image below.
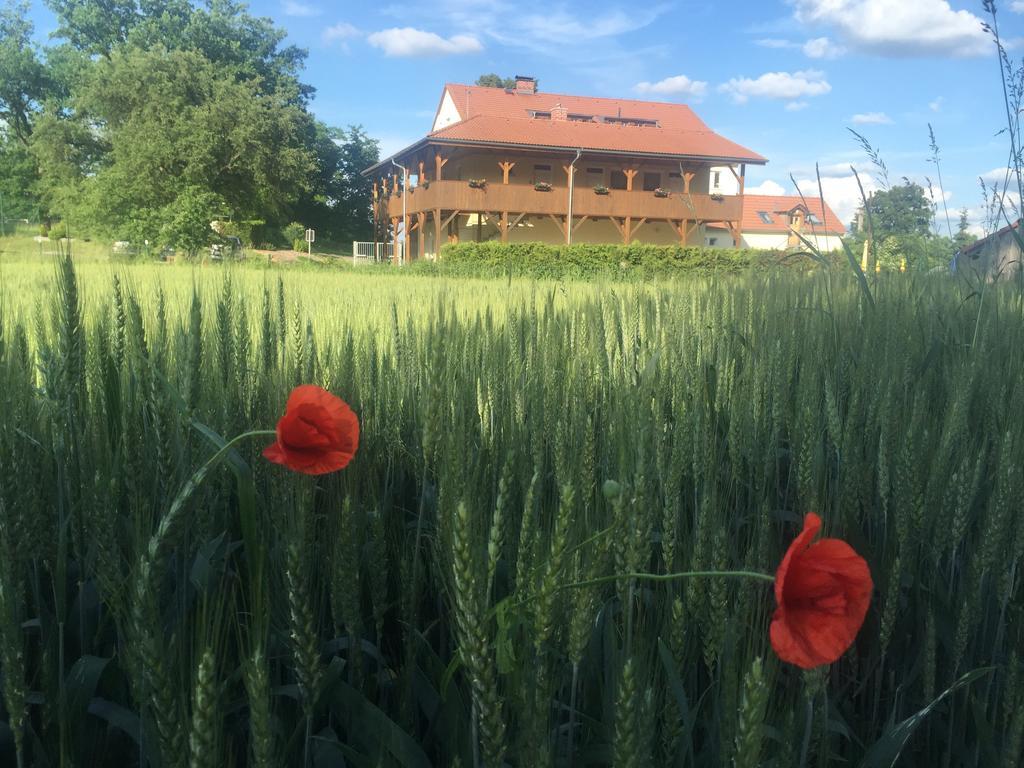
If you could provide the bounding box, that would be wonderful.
[705,194,845,251]
[363,76,768,260]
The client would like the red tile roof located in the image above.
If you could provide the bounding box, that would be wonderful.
[365,83,766,172]
[442,83,713,132]
[741,194,845,234]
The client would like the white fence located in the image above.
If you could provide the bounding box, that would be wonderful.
[352,241,403,265]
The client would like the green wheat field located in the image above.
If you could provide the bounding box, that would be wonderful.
[1,253,1023,767]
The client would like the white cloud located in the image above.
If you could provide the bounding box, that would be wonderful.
[792,0,991,58]
[719,70,831,103]
[323,22,359,45]
[508,6,669,44]
[929,96,944,112]
[634,74,708,99]
[850,112,893,124]
[747,179,788,195]
[795,173,878,227]
[367,27,483,56]
[1012,1,1024,12]
[980,167,1015,185]
[785,100,809,111]
[757,38,796,49]
[283,0,320,16]
[803,36,844,59]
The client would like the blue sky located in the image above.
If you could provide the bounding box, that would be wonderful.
[25,0,1024,232]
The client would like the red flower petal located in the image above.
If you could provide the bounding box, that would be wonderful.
[264,385,359,475]
[770,513,873,669]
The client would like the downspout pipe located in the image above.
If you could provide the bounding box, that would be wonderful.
[567,148,583,245]
[391,158,408,264]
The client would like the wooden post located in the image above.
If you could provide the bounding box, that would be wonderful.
[624,216,632,244]
[390,216,399,264]
[435,209,442,259]
[417,211,425,260]
[435,152,448,182]
[476,213,482,242]
[418,160,425,184]
[739,163,746,197]
[683,172,695,194]
[499,160,515,184]
[624,168,639,191]
[501,211,509,243]
[372,182,378,201]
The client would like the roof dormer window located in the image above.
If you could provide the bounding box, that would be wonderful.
[757,211,774,224]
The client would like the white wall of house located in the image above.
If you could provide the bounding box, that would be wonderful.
[709,166,739,196]
[432,90,462,132]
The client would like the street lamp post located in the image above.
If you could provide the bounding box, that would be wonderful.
[391,159,408,265]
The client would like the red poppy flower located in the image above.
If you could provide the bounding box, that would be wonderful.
[263,385,359,475]
[769,513,873,669]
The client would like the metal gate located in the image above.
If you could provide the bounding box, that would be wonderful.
[352,241,403,264]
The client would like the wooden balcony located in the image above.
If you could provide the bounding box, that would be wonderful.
[384,179,741,223]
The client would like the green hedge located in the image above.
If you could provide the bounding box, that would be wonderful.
[418,241,836,280]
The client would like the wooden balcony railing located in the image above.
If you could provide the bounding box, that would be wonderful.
[383,180,741,222]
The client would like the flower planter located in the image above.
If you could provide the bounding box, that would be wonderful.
[534,182,552,192]
[594,186,609,195]
[468,179,487,189]
[653,188,670,198]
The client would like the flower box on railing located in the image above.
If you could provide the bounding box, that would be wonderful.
[710,192,724,201]
[468,179,487,189]
[653,187,670,198]
[594,185,609,195]
[534,181,553,192]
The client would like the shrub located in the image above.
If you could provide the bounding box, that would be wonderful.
[293,237,307,252]
[282,222,306,245]
[431,241,829,280]
[48,221,68,240]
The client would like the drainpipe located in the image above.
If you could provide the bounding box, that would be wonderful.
[566,148,583,245]
[391,158,408,264]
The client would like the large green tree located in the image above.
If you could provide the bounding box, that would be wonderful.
[73,44,314,243]
[865,182,934,239]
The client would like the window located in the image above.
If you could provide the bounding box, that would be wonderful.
[668,172,681,179]
[706,236,719,247]
[757,211,774,224]
[568,114,594,122]
[610,170,628,190]
[807,213,822,225]
[532,111,551,120]
[711,171,721,190]
[533,164,552,184]
[586,167,604,185]
[642,172,661,192]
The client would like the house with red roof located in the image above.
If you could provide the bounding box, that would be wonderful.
[363,76,769,260]
[705,194,846,251]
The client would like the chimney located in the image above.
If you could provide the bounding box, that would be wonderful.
[514,75,537,94]
[551,102,568,121]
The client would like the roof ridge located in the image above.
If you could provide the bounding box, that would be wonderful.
[445,82,701,111]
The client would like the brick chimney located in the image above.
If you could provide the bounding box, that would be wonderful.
[551,102,568,121]
[514,75,537,94]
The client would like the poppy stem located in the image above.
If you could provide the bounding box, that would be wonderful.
[559,570,775,592]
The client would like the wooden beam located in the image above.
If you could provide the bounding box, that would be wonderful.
[631,217,649,240]
[417,212,425,260]
[572,215,590,233]
[686,221,700,240]
[435,152,449,182]
[624,168,639,191]
[509,212,528,228]
[683,171,696,194]
[728,165,741,185]
[500,211,509,243]
[418,160,425,183]
[739,164,746,197]
[434,209,442,259]
[441,210,461,230]
[548,214,566,237]
[499,160,516,184]
[728,222,741,247]
[609,217,625,238]
[623,215,632,244]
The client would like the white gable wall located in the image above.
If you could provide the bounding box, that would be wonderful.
[432,90,462,132]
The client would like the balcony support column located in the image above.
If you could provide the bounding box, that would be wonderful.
[500,211,509,243]
[499,161,515,184]
[417,211,426,260]
[435,152,448,182]
[434,209,442,258]
[390,216,399,264]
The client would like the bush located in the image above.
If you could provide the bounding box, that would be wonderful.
[282,221,306,245]
[430,242,834,280]
[48,221,68,240]
[293,237,308,252]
